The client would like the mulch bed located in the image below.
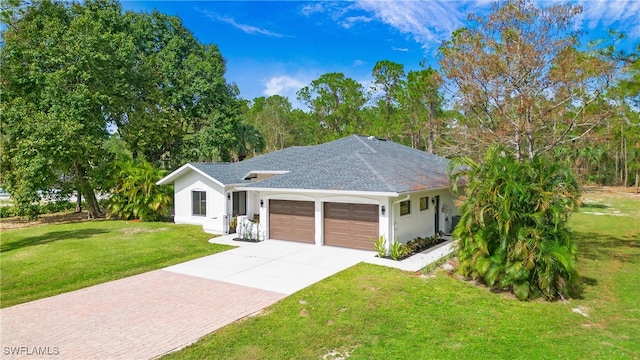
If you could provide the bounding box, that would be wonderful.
[232,238,261,243]
[381,237,448,261]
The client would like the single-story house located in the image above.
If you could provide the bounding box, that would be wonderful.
[157,135,460,251]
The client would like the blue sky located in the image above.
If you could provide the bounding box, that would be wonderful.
[121,1,640,108]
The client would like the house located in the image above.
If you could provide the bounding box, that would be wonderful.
[157,135,460,251]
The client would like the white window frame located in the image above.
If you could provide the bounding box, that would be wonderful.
[192,190,207,217]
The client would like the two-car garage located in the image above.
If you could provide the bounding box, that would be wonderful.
[268,200,379,251]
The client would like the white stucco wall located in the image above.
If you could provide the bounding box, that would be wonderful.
[258,191,390,247]
[391,188,460,244]
[246,191,260,219]
[173,171,226,234]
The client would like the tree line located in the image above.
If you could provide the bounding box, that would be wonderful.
[1,0,638,219]
[244,2,639,189]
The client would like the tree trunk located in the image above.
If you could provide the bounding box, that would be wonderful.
[84,190,102,219]
[427,101,436,154]
[410,128,416,149]
[514,128,522,162]
[526,109,535,160]
[620,125,624,185]
[635,169,639,194]
[615,150,618,185]
[75,190,82,213]
[74,161,103,219]
[623,135,628,187]
[427,126,435,154]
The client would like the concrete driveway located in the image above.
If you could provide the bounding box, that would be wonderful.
[164,239,376,294]
[1,239,374,359]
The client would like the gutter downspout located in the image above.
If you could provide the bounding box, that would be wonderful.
[389,194,410,252]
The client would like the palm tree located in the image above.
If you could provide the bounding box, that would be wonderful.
[233,122,265,162]
[448,145,581,300]
[107,159,173,221]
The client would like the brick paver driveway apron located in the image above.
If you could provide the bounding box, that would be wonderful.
[1,239,374,359]
[1,270,285,359]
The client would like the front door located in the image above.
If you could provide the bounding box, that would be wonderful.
[434,195,440,234]
[232,191,247,217]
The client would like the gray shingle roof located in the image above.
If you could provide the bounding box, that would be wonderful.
[190,135,450,193]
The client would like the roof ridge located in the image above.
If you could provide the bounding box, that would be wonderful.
[353,135,377,154]
[354,152,395,192]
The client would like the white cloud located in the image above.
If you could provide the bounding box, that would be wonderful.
[348,0,639,51]
[339,15,374,29]
[354,0,465,47]
[300,3,325,16]
[578,0,640,28]
[392,47,409,52]
[576,0,640,34]
[263,76,307,97]
[353,59,366,67]
[198,9,290,38]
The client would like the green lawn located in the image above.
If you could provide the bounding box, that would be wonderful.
[1,220,231,308]
[164,193,640,359]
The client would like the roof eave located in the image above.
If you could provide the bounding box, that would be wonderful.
[240,170,290,181]
[396,185,452,195]
[156,164,226,187]
[235,186,399,197]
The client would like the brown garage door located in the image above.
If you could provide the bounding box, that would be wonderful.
[269,200,315,243]
[324,203,379,250]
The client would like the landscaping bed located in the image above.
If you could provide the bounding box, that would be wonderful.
[232,237,261,243]
[373,234,447,260]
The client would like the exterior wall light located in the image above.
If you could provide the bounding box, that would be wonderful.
[381,205,385,215]
[260,199,264,208]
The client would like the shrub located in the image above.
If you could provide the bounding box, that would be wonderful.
[402,241,416,257]
[389,241,405,260]
[371,235,387,257]
[229,216,238,233]
[106,159,173,221]
[41,200,76,214]
[448,144,581,301]
[0,200,77,219]
[0,206,14,218]
[14,203,41,220]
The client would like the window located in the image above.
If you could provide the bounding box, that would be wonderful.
[400,200,411,216]
[192,191,206,216]
[420,197,429,211]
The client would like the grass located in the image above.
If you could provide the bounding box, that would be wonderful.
[164,191,640,359]
[581,196,640,218]
[1,220,231,308]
